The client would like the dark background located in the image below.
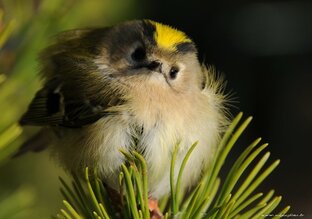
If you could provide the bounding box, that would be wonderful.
[139,0,312,216]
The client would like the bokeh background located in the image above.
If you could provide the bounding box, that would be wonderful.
[0,0,311,218]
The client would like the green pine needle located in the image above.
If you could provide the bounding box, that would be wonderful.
[56,113,290,218]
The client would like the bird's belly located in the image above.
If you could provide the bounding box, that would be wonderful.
[54,112,218,199]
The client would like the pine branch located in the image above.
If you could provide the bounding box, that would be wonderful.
[56,113,290,219]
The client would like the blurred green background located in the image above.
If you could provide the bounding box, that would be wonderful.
[0,0,143,218]
[1,0,311,218]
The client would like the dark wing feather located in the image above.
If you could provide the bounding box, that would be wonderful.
[13,129,50,157]
[20,27,121,128]
[19,79,114,128]
[61,101,109,127]
[20,79,64,126]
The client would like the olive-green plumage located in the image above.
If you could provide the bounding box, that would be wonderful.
[19,20,228,199]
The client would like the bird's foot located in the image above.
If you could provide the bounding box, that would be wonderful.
[149,198,163,219]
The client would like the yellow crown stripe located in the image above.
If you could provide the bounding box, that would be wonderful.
[150,21,192,51]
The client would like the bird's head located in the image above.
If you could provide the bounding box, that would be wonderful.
[43,20,204,103]
[93,20,203,93]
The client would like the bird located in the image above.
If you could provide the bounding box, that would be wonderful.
[18,19,228,208]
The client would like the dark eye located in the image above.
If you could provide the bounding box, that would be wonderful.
[169,66,179,79]
[131,47,146,62]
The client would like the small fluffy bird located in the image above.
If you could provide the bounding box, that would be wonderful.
[19,20,228,200]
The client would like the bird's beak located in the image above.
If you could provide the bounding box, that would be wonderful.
[146,60,162,74]
[133,60,163,74]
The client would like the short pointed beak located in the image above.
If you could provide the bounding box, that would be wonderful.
[146,60,162,73]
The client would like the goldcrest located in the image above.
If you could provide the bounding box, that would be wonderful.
[19,20,228,199]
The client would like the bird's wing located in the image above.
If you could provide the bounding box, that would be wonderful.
[19,78,119,128]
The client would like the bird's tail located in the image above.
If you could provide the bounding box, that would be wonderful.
[13,129,50,157]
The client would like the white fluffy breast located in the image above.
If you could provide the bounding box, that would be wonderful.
[95,80,224,198]
[53,68,226,199]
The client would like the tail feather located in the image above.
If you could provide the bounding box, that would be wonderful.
[13,129,50,158]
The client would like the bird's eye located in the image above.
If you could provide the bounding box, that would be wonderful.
[131,47,146,62]
[169,66,179,79]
